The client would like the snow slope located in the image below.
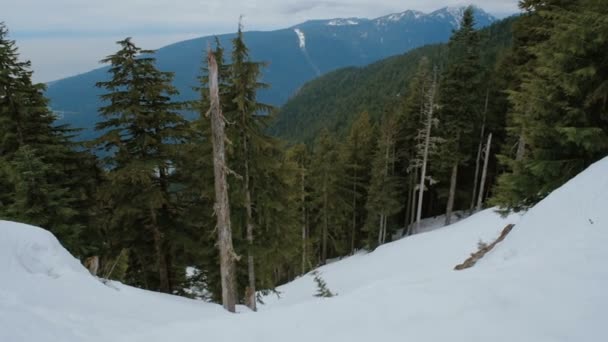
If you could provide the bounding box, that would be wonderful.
[2,157,608,341]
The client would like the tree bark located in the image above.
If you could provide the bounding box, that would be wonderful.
[301,168,307,274]
[242,126,256,312]
[415,69,438,233]
[445,162,459,226]
[476,133,492,212]
[350,163,358,255]
[321,178,328,265]
[471,90,489,211]
[208,51,238,313]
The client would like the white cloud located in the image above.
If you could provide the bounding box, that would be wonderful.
[4,0,520,82]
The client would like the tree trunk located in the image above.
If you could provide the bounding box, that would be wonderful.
[151,217,170,293]
[403,172,414,236]
[408,168,418,235]
[242,128,256,312]
[321,179,328,265]
[350,162,357,255]
[415,69,437,233]
[445,162,459,226]
[476,133,492,212]
[471,90,489,211]
[301,169,307,274]
[208,51,238,313]
[516,131,526,161]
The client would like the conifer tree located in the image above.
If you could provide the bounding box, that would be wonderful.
[225,23,274,311]
[0,23,98,254]
[286,144,311,274]
[437,7,482,225]
[341,112,375,253]
[310,130,349,264]
[94,38,188,293]
[364,116,402,248]
[493,0,608,210]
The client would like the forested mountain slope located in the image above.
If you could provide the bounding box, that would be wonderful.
[270,17,515,143]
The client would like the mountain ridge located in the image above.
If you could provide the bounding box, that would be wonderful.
[45,6,496,140]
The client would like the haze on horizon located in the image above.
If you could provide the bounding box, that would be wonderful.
[3,0,519,83]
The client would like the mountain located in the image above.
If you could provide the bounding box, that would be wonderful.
[269,16,515,143]
[45,6,496,140]
[2,155,607,341]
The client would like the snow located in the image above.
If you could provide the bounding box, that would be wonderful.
[327,19,359,26]
[293,28,305,49]
[2,157,608,341]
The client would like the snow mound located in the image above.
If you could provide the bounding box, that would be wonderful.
[2,157,608,342]
[0,221,86,279]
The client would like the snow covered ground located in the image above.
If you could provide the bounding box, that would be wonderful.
[2,157,608,341]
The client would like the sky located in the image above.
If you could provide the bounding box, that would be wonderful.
[3,0,519,83]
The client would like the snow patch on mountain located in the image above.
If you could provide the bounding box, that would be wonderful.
[293,28,305,49]
[327,18,359,26]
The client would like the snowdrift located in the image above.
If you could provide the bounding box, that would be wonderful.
[1,157,608,342]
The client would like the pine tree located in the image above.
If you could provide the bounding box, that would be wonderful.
[225,23,275,311]
[364,115,402,248]
[94,38,189,293]
[492,0,608,210]
[0,23,99,254]
[341,112,375,253]
[310,130,349,264]
[437,6,482,225]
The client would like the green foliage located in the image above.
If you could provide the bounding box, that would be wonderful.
[0,23,99,255]
[364,115,402,248]
[311,270,335,298]
[94,37,189,292]
[492,0,608,210]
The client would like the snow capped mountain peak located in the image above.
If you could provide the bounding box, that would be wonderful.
[327,18,360,26]
[430,5,495,28]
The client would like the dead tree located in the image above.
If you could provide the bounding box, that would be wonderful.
[207,50,238,313]
[471,90,489,211]
[476,133,492,211]
[415,68,438,233]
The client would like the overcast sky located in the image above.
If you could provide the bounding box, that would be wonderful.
[4,0,519,83]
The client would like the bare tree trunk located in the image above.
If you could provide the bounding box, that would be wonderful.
[476,133,493,211]
[445,162,459,226]
[301,169,307,274]
[408,168,418,235]
[415,69,438,233]
[350,163,357,255]
[377,214,384,246]
[242,130,256,311]
[471,90,489,211]
[403,172,414,236]
[321,179,328,265]
[207,51,238,313]
[516,131,526,161]
[147,206,171,293]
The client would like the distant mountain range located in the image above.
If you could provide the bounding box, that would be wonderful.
[45,6,496,140]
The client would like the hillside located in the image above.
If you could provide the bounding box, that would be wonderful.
[45,6,495,140]
[2,156,607,342]
[270,16,515,143]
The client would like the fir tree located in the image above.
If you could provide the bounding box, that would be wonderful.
[437,6,482,225]
[341,112,375,253]
[94,38,189,293]
[492,0,608,210]
[0,23,98,254]
[310,130,349,264]
[364,115,402,248]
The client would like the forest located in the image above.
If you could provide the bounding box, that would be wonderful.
[1,0,607,313]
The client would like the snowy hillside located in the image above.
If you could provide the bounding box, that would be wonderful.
[2,157,608,341]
